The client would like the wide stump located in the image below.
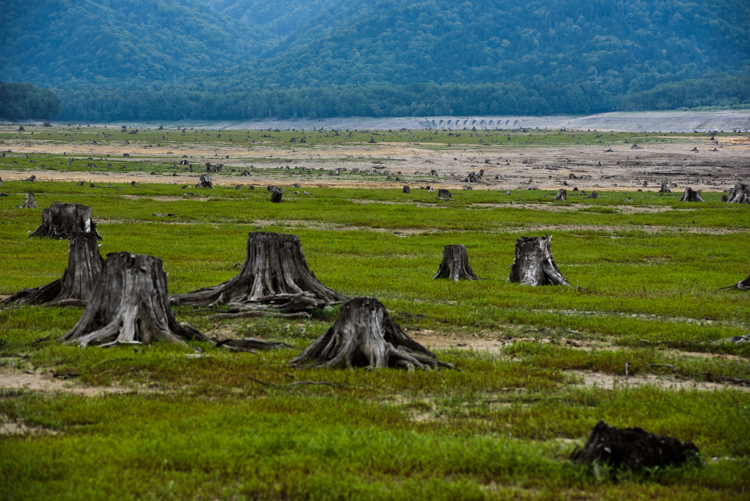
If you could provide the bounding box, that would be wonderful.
[30,202,102,240]
[507,235,571,286]
[63,252,205,347]
[680,187,704,202]
[726,183,750,204]
[433,244,479,281]
[170,232,346,311]
[291,297,453,370]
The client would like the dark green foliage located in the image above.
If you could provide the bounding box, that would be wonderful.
[621,75,750,111]
[200,0,338,37]
[0,82,60,120]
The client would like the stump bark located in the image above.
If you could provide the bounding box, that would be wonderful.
[433,245,479,281]
[270,191,283,203]
[553,189,567,201]
[4,234,104,306]
[195,174,213,188]
[507,235,571,286]
[63,252,205,347]
[30,202,102,240]
[570,421,699,471]
[291,297,453,370]
[170,232,346,311]
[659,180,671,193]
[21,193,37,208]
[437,189,452,199]
[726,183,750,204]
[680,187,704,202]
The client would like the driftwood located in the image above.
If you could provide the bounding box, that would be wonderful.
[725,183,750,204]
[20,193,37,209]
[507,235,571,286]
[3,233,103,306]
[659,180,671,193]
[571,421,699,472]
[63,252,205,347]
[291,297,453,370]
[680,187,704,202]
[195,174,213,188]
[170,232,346,311]
[553,189,567,201]
[30,202,102,240]
[433,245,478,281]
[437,189,452,200]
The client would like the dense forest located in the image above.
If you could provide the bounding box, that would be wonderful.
[199,0,338,37]
[0,82,60,120]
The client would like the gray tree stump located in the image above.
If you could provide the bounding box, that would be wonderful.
[402,185,410,193]
[553,189,567,201]
[726,183,750,204]
[270,191,283,203]
[195,174,213,188]
[659,180,671,193]
[21,193,37,208]
[507,235,571,286]
[30,202,102,240]
[433,245,478,281]
[63,252,205,347]
[170,232,346,311]
[680,187,704,202]
[437,189,452,199]
[291,297,453,370]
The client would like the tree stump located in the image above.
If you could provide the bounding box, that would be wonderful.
[30,202,102,240]
[24,175,36,182]
[433,245,479,281]
[570,421,699,472]
[553,189,567,201]
[170,232,346,311]
[659,180,671,193]
[195,174,213,188]
[680,187,704,202]
[21,193,37,208]
[437,189,452,199]
[722,272,750,291]
[4,233,104,306]
[402,185,410,193]
[291,297,453,370]
[586,191,599,199]
[725,183,750,204]
[270,190,283,203]
[507,235,571,286]
[63,252,205,347]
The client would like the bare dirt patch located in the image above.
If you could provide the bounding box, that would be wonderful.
[0,365,138,396]
[569,370,750,392]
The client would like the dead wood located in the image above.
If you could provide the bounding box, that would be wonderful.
[20,193,37,208]
[433,245,479,281]
[553,189,567,201]
[170,232,346,311]
[215,338,293,353]
[679,187,704,202]
[571,420,699,472]
[30,202,102,240]
[270,191,283,203]
[195,174,214,188]
[208,309,310,320]
[24,175,36,182]
[4,233,103,306]
[402,185,410,193]
[721,272,750,291]
[63,252,205,347]
[585,191,599,199]
[725,183,750,204]
[248,376,344,388]
[507,235,571,286]
[291,297,454,371]
[659,180,671,193]
[437,189,452,199]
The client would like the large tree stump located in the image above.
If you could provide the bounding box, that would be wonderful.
[507,235,571,286]
[63,252,205,347]
[170,232,346,311]
[30,202,102,240]
[571,421,699,471]
[4,234,103,306]
[20,193,37,208]
[195,174,214,188]
[270,190,283,203]
[291,297,453,370]
[553,189,567,201]
[726,183,750,204]
[680,187,704,202]
[437,189,452,200]
[433,245,479,281]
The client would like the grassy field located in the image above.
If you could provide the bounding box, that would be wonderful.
[0,129,749,500]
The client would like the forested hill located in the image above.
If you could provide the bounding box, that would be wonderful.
[226,0,749,95]
[0,0,277,88]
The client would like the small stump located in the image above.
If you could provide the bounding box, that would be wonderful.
[291,297,453,370]
[586,191,599,199]
[270,190,283,203]
[195,174,214,188]
[437,189,452,200]
[30,202,102,240]
[680,187,704,202]
[553,189,567,201]
[571,421,699,472]
[20,193,37,209]
[63,252,205,347]
[659,180,671,193]
[507,235,571,286]
[433,245,478,281]
[402,185,410,194]
[725,183,750,204]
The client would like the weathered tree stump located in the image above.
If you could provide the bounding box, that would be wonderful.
[437,189,452,199]
[170,232,346,311]
[433,245,479,281]
[291,297,453,370]
[553,189,567,201]
[402,185,410,193]
[30,202,102,240]
[4,233,103,306]
[507,235,571,286]
[63,252,205,347]
[20,193,37,209]
[270,191,283,203]
[24,175,36,182]
[680,187,704,202]
[721,272,750,291]
[725,183,750,204]
[570,421,699,471]
[195,174,213,188]
[659,180,671,193]
[586,191,599,199]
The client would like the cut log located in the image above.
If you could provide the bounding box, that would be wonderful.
[21,193,37,208]
[432,245,479,281]
[725,183,750,204]
[170,232,346,311]
[402,185,410,194]
[291,297,453,370]
[4,233,104,306]
[270,191,283,203]
[437,189,452,199]
[659,179,671,193]
[30,202,102,240]
[195,174,213,188]
[571,421,699,471]
[553,189,567,201]
[507,235,571,286]
[63,252,205,347]
[679,187,704,202]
